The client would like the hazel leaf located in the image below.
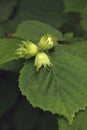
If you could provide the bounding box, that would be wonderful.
[19,41,87,124]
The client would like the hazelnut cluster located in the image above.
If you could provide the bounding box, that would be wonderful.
[16,34,57,71]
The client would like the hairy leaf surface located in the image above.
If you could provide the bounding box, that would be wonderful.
[19,42,87,124]
[14,20,63,42]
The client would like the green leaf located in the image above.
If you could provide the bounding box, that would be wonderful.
[0,0,68,38]
[63,0,87,32]
[0,38,21,65]
[0,0,17,22]
[13,20,63,42]
[0,59,24,72]
[59,109,87,130]
[19,41,87,124]
[79,15,87,33]
[63,32,73,41]
[63,0,87,13]
[0,20,20,38]
[80,9,87,32]
[58,40,87,62]
[0,71,19,117]
[0,23,8,38]
[16,0,67,28]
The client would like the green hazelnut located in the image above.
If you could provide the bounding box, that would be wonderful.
[34,52,52,71]
[38,34,57,50]
[16,40,39,58]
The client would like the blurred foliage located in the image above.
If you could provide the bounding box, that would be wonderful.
[0,0,86,38]
[0,0,87,130]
